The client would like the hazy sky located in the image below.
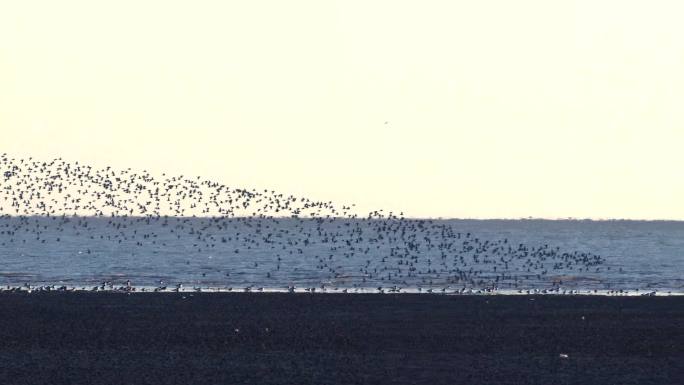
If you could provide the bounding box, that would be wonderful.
[1,1,683,219]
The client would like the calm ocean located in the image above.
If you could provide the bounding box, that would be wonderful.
[1,217,682,293]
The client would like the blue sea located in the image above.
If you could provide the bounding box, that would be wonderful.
[1,216,682,294]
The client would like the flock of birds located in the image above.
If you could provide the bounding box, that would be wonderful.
[0,153,630,295]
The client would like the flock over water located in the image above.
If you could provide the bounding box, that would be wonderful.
[1,154,682,295]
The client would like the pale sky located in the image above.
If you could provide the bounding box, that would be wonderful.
[1,1,683,219]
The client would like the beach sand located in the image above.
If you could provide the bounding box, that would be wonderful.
[0,293,681,384]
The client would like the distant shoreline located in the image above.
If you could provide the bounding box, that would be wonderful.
[2,286,683,296]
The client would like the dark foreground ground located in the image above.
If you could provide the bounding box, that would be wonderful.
[0,293,681,385]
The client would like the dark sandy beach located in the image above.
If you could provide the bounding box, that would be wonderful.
[0,293,681,385]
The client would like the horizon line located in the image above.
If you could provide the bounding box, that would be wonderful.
[1,213,683,222]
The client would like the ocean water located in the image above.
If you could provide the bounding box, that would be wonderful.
[1,216,682,293]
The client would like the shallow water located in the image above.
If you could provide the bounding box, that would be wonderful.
[0,217,682,292]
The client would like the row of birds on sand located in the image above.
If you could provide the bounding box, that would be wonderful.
[1,154,608,292]
[1,282,668,296]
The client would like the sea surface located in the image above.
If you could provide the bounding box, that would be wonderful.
[1,217,682,293]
